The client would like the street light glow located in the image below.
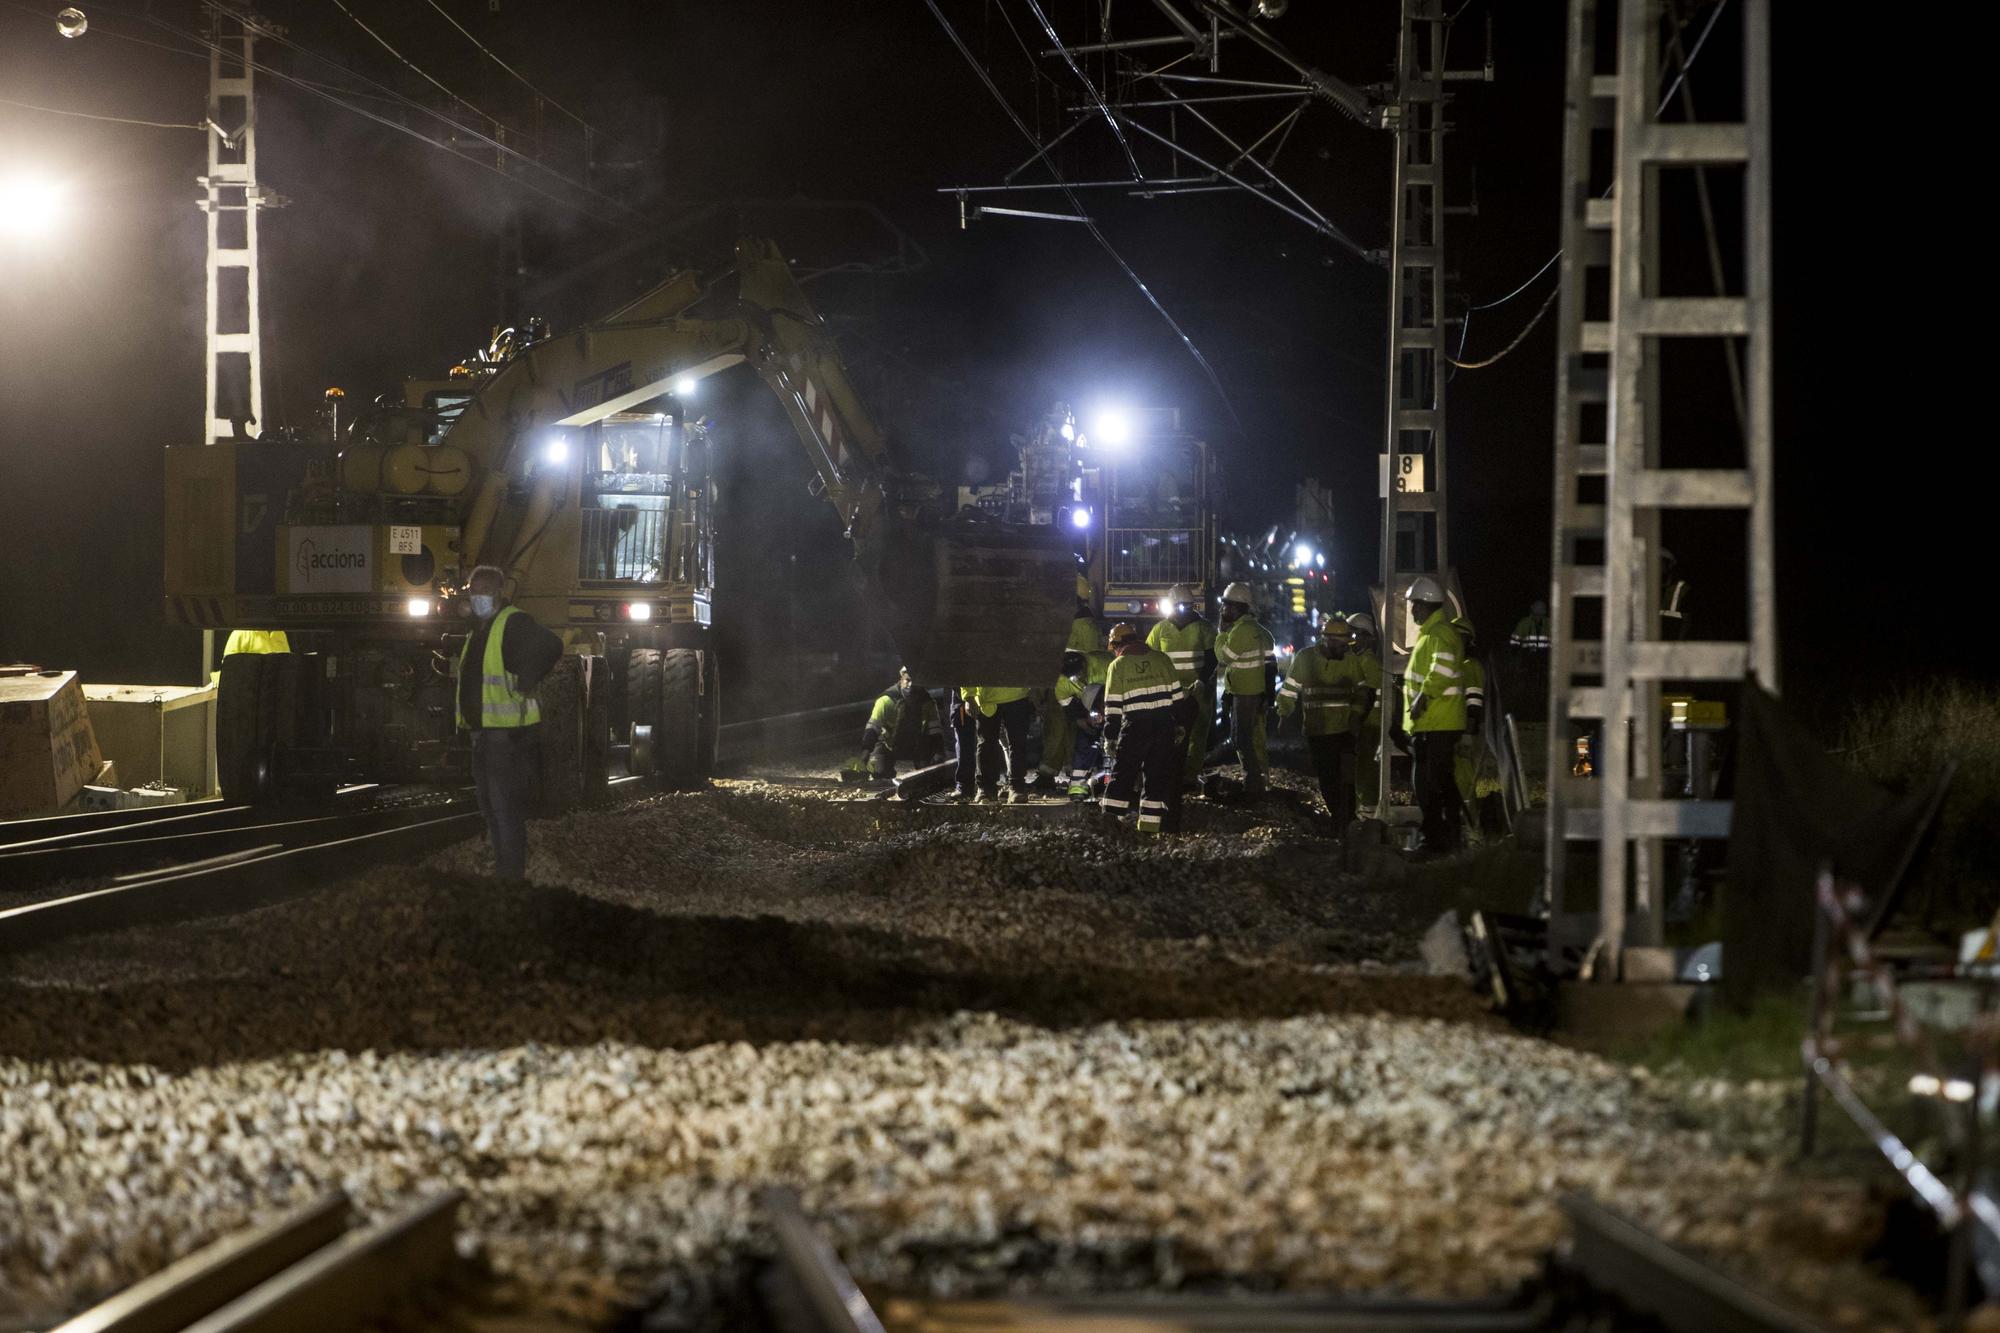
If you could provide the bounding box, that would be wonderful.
[0,173,65,243]
[675,376,698,398]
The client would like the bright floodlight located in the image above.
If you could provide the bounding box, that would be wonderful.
[405,597,431,617]
[1059,420,1075,441]
[1294,542,1312,566]
[626,602,654,622]
[0,174,65,242]
[675,376,697,398]
[1315,552,1325,568]
[1070,507,1092,530]
[543,435,570,465]
[56,7,86,38]
[1091,408,1131,446]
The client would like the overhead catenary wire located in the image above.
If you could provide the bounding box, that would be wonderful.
[418,0,592,130]
[925,0,1242,430]
[0,91,202,129]
[1446,284,1557,370]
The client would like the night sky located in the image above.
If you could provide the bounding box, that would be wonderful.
[0,3,1973,723]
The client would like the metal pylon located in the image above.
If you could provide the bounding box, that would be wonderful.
[200,3,277,444]
[1543,0,1774,976]
[1376,0,1450,807]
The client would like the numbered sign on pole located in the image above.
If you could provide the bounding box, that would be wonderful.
[1377,452,1427,497]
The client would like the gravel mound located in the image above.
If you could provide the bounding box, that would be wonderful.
[0,768,1923,1329]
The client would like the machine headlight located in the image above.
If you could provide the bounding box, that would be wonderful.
[626,602,654,622]
[405,597,431,617]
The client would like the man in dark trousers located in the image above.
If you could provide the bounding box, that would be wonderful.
[456,564,563,882]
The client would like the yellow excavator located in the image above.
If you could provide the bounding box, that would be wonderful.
[163,238,1075,802]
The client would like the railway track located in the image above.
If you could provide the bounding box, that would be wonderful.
[17,1176,1839,1332]
[0,701,872,959]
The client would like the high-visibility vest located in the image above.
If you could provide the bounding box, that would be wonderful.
[1276,646,1367,737]
[1215,616,1275,696]
[1404,608,1468,733]
[223,629,291,656]
[1066,616,1100,653]
[1103,648,1183,728]
[456,606,542,729]
[867,685,942,747]
[1146,617,1216,686]
[1509,614,1550,650]
[969,685,1030,716]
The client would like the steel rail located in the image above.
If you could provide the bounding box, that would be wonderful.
[0,811,482,958]
[45,1192,465,1333]
[1560,1195,1829,1333]
[0,797,231,845]
[757,1188,888,1333]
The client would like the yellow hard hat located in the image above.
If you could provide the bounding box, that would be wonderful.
[1107,621,1141,651]
[1319,618,1355,644]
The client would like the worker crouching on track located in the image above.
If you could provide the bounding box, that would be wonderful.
[1147,584,1217,789]
[1402,575,1468,856]
[1214,581,1277,799]
[1100,622,1190,834]
[1054,646,1113,798]
[1276,618,1374,835]
[455,564,563,883]
[857,666,944,779]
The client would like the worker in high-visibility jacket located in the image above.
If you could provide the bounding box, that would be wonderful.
[1509,601,1550,652]
[455,564,563,882]
[1276,618,1374,832]
[1038,574,1103,787]
[949,683,1033,803]
[1054,647,1113,798]
[1214,581,1276,799]
[1145,583,1216,787]
[212,628,292,682]
[1402,575,1468,854]
[1346,612,1386,815]
[1100,622,1190,834]
[856,666,945,779]
[1452,619,1489,826]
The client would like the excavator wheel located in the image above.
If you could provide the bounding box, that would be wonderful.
[696,651,721,778]
[535,655,586,815]
[656,648,704,789]
[625,648,662,778]
[872,519,1077,686]
[216,653,292,805]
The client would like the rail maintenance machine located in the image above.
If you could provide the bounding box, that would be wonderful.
[164,238,1076,805]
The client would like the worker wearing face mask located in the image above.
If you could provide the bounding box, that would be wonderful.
[455,564,564,883]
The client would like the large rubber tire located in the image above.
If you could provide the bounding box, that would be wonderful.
[535,655,586,815]
[656,648,703,789]
[696,650,721,779]
[215,654,272,804]
[625,648,662,778]
[584,654,610,799]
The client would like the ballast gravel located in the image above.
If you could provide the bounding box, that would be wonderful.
[0,767,1927,1329]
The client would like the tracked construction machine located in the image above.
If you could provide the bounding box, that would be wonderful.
[164,239,1076,803]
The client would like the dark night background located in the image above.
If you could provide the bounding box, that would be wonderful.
[0,2,1976,728]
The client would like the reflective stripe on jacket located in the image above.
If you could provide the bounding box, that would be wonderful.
[1215,616,1275,696]
[1103,648,1184,729]
[1509,614,1550,649]
[1146,617,1216,686]
[456,606,543,729]
[1276,646,1368,737]
[1404,607,1468,733]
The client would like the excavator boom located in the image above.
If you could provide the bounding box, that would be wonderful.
[448,239,1074,684]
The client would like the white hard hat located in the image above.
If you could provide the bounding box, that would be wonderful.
[1347,611,1377,636]
[1405,574,1445,604]
[1166,583,1196,608]
[1220,581,1255,607]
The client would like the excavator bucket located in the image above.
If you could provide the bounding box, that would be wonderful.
[872,518,1078,687]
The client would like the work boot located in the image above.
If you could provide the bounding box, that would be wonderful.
[1066,781,1090,800]
[1007,784,1031,804]
[945,787,975,804]
[975,787,1001,804]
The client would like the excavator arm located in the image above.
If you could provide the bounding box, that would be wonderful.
[445,238,1075,684]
